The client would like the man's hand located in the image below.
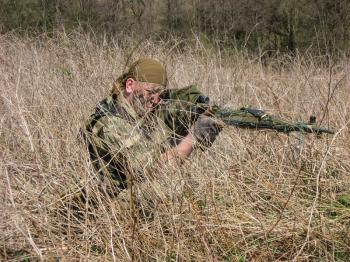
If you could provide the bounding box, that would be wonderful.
[160,115,223,164]
[192,115,223,148]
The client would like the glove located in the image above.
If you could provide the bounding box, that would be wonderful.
[192,115,223,148]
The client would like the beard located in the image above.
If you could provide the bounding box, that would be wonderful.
[131,93,160,131]
[131,93,158,123]
[132,93,148,117]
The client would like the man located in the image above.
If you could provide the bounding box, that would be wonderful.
[83,58,221,195]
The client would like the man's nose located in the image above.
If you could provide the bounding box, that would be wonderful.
[150,94,160,104]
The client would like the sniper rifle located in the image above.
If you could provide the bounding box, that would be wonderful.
[158,85,334,136]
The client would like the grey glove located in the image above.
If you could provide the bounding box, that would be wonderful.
[193,115,223,148]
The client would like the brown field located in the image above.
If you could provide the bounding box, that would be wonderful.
[1,33,350,261]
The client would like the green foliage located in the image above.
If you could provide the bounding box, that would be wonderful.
[323,194,350,221]
[13,250,30,262]
[223,248,246,262]
[166,250,177,262]
[0,0,349,54]
[0,0,45,31]
[337,194,350,209]
[0,0,98,33]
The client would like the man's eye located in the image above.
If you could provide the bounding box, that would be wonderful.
[146,89,161,94]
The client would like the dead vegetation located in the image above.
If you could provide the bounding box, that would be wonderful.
[1,32,350,261]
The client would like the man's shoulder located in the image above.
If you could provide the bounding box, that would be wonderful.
[85,95,128,131]
[97,114,131,131]
[92,111,142,149]
[95,95,122,116]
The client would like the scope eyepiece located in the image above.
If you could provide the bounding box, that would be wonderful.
[197,95,210,104]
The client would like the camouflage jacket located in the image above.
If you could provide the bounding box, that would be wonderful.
[84,93,171,190]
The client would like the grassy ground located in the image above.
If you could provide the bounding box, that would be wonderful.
[1,33,350,261]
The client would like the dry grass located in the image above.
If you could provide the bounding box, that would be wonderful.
[1,32,350,261]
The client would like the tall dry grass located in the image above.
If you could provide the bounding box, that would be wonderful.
[1,32,350,261]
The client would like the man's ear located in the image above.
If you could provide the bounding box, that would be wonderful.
[125,78,136,94]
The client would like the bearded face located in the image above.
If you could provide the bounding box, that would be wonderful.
[131,92,150,117]
[131,82,164,117]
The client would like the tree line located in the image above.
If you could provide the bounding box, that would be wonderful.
[1,0,349,55]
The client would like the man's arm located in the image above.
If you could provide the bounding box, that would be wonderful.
[161,114,223,163]
[162,133,195,163]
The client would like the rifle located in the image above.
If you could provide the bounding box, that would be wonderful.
[212,105,334,135]
[158,85,334,136]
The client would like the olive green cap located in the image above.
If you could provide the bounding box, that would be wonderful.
[126,58,167,86]
[111,58,167,95]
